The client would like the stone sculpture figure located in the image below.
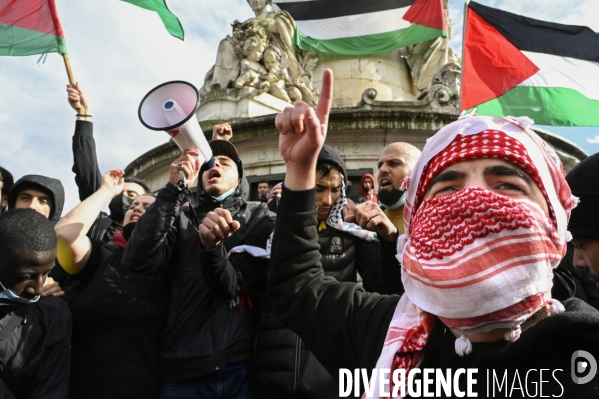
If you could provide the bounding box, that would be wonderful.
[234,37,267,89]
[406,0,460,93]
[200,0,317,105]
[260,47,298,102]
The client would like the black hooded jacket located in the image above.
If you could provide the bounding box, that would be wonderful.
[8,174,65,224]
[123,173,275,382]
[251,145,400,399]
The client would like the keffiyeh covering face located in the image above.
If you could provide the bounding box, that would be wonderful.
[367,116,576,399]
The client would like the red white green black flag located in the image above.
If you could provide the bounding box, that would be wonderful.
[275,0,447,56]
[462,1,599,126]
[0,0,67,56]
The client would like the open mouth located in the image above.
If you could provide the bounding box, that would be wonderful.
[317,207,330,216]
[379,176,392,189]
[208,169,221,180]
[130,215,140,222]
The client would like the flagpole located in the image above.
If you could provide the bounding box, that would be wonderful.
[62,53,84,110]
[459,0,470,114]
[62,54,76,85]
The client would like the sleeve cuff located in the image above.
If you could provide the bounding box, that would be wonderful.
[74,120,93,137]
[278,185,316,214]
[160,182,185,202]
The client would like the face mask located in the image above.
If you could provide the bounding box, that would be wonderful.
[378,187,406,209]
[267,196,280,213]
[214,186,237,202]
[0,278,45,304]
[109,194,133,221]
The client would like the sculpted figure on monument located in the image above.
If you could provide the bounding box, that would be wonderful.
[405,0,459,93]
[201,0,318,104]
[260,46,301,103]
[234,36,268,89]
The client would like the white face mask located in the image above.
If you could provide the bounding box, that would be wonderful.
[0,278,45,304]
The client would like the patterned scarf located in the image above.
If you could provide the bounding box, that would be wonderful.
[326,174,379,242]
[367,116,576,399]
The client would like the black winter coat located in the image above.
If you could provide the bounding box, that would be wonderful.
[0,297,71,398]
[123,182,275,383]
[268,187,599,398]
[251,218,401,399]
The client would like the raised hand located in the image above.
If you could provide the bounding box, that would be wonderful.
[212,123,233,141]
[168,149,201,189]
[199,208,241,250]
[351,201,399,242]
[66,82,89,115]
[275,69,333,190]
[101,169,125,197]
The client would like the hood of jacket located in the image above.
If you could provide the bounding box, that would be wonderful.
[317,145,348,189]
[360,173,376,197]
[8,175,65,224]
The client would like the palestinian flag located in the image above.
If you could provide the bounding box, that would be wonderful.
[121,0,184,40]
[275,0,447,56]
[462,1,599,126]
[0,0,67,56]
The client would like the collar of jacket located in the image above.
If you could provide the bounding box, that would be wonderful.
[197,186,244,215]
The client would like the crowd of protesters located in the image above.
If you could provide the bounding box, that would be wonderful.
[0,70,598,398]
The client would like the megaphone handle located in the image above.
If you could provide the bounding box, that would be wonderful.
[178,170,187,190]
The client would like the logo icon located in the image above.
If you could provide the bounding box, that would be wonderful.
[571,350,597,384]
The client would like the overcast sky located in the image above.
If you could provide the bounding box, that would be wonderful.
[0,0,597,214]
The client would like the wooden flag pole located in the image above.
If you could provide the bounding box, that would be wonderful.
[62,53,76,85]
[62,53,83,110]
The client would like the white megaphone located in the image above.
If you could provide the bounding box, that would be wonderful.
[138,81,215,175]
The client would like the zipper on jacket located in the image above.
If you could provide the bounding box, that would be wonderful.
[293,336,301,391]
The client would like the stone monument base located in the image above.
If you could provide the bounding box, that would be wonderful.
[197,87,290,122]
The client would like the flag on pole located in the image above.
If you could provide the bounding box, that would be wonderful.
[0,0,67,56]
[462,1,599,126]
[275,0,447,56]
[121,0,184,40]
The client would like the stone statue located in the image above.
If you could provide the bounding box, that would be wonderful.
[260,46,301,103]
[200,0,317,105]
[234,36,267,89]
[405,0,460,93]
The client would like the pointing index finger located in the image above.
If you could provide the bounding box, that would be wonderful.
[315,69,333,126]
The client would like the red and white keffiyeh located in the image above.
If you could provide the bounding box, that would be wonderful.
[367,116,576,399]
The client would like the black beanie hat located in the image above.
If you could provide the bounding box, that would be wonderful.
[566,152,599,240]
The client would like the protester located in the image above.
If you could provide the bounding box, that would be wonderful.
[0,166,13,212]
[68,82,152,242]
[358,173,378,203]
[376,142,421,234]
[251,145,399,398]
[0,209,71,398]
[8,174,65,224]
[266,181,282,213]
[123,141,275,399]
[257,180,270,203]
[270,70,599,397]
[55,169,168,398]
[567,152,599,306]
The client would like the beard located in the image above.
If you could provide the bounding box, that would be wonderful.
[378,187,405,207]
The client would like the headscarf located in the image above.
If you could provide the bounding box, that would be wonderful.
[267,182,283,202]
[367,115,576,399]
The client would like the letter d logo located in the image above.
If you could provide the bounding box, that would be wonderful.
[571,350,597,384]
